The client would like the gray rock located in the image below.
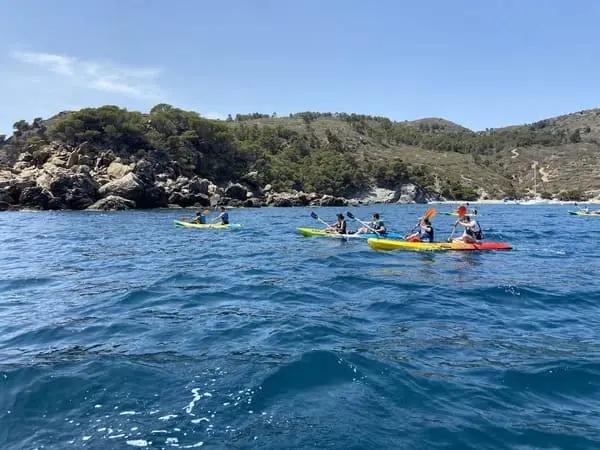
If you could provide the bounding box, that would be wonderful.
[19,186,52,209]
[99,172,145,202]
[396,183,428,204]
[224,183,248,200]
[319,195,347,207]
[188,177,211,195]
[88,195,136,211]
[106,161,132,179]
[99,172,167,208]
[66,149,80,168]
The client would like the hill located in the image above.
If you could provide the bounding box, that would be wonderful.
[0,105,598,211]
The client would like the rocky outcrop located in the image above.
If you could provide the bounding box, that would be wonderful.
[106,161,133,179]
[318,195,348,207]
[224,183,249,201]
[19,186,52,209]
[0,137,433,211]
[98,172,167,208]
[396,183,428,204]
[88,195,136,211]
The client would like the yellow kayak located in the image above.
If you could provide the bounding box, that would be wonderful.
[174,220,242,230]
[368,238,512,252]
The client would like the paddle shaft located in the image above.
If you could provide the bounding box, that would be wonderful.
[351,217,381,236]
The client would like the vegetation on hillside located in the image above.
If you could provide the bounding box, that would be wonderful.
[2,105,599,200]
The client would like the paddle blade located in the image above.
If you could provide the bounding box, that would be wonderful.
[310,211,319,219]
[346,211,355,219]
[457,206,467,217]
[423,208,437,220]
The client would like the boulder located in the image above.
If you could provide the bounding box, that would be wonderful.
[319,195,347,207]
[210,193,221,207]
[266,192,311,207]
[35,166,99,209]
[17,152,33,163]
[134,159,156,182]
[46,156,67,167]
[243,198,263,208]
[0,201,9,211]
[224,183,248,201]
[107,161,133,180]
[168,192,210,207]
[19,186,51,209]
[99,172,144,202]
[88,195,136,211]
[66,149,80,168]
[31,149,51,167]
[188,177,212,195]
[110,180,168,208]
[396,183,427,204]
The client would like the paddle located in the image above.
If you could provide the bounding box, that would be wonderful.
[345,211,381,236]
[310,211,331,228]
[447,205,467,241]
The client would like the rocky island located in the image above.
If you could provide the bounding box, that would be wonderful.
[1,105,599,211]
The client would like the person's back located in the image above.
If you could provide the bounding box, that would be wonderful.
[420,219,434,242]
[221,211,229,224]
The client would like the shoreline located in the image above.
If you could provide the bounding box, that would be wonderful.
[2,200,598,213]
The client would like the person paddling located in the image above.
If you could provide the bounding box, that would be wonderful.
[192,209,209,224]
[358,213,386,234]
[406,208,436,242]
[213,206,229,225]
[453,214,484,243]
[326,213,347,234]
[406,217,434,242]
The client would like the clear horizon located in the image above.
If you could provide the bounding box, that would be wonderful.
[2,0,600,135]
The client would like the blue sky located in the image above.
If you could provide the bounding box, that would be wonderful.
[2,0,600,134]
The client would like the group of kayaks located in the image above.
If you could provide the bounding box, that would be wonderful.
[298,207,513,252]
[174,204,598,253]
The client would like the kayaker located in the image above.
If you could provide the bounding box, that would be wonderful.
[326,213,347,234]
[406,216,434,242]
[192,209,209,224]
[213,206,229,225]
[358,213,386,234]
[453,215,484,243]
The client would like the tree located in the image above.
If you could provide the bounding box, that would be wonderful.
[13,120,29,134]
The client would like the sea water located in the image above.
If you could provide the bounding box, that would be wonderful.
[1,204,599,449]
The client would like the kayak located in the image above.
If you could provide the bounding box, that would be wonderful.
[174,220,242,230]
[368,238,512,252]
[569,211,600,216]
[297,227,404,240]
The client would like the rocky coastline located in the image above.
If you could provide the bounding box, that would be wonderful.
[0,142,429,212]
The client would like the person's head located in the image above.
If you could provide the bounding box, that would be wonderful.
[373,213,380,220]
[220,206,226,212]
[422,217,431,225]
[336,213,344,222]
[462,215,471,222]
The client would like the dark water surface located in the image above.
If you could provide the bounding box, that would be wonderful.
[1,205,599,449]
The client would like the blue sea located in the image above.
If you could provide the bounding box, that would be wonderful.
[1,204,599,449]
